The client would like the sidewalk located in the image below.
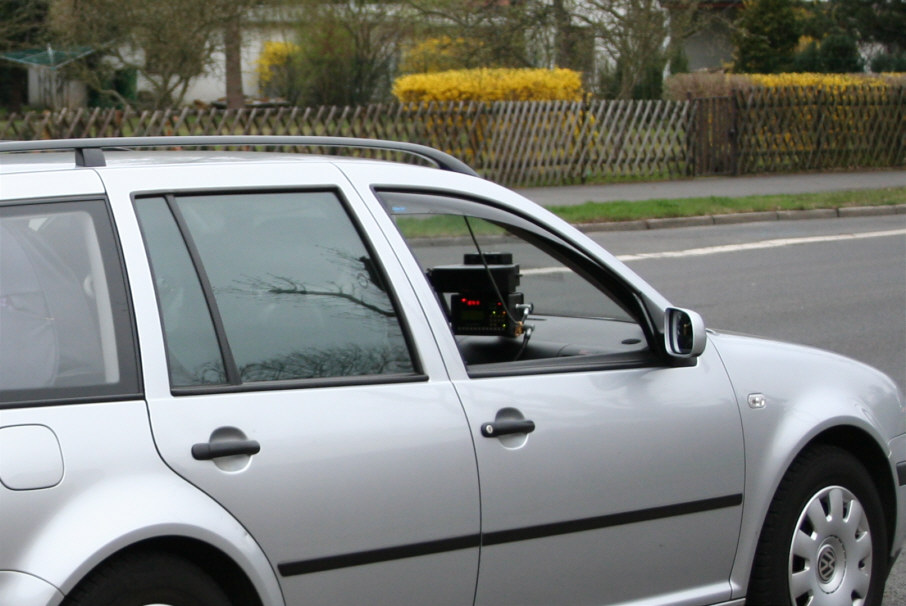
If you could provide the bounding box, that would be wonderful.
[516,169,906,207]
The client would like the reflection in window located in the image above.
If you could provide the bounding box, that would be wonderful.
[137,191,414,387]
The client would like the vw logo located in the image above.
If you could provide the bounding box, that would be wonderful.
[817,544,838,584]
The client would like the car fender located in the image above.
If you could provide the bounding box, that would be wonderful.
[0,400,284,606]
[707,330,905,597]
[0,571,63,606]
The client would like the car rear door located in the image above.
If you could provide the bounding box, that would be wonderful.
[103,164,480,606]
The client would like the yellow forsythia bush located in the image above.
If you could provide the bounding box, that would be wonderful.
[665,71,906,100]
[256,40,300,88]
[746,72,902,90]
[732,73,906,168]
[392,68,585,103]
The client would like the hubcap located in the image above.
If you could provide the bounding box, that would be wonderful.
[817,544,837,582]
[815,536,846,590]
[788,486,872,606]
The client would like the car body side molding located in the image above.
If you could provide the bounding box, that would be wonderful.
[277,494,743,577]
[481,494,743,546]
[278,534,481,576]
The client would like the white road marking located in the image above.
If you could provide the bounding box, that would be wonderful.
[521,267,574,275]
[520,229,906,275]
[615,229,906,262]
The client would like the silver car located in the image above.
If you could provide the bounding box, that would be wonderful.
[1,136,904,606]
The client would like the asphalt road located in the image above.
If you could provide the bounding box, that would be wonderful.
[589,214,905,604]
[517,169,906,206]
[592,214,906,392]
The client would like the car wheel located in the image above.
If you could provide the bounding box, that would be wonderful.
[748,445,888,606]
[64,550,233,606]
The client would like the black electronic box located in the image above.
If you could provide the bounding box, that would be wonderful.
[428,252,523,337]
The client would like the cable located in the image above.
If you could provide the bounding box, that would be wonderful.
[462,216,533,361]
[462,217,522,333]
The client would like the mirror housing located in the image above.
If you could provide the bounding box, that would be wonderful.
[665,308,706,359]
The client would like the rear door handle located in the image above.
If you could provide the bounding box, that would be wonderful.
[191,439,261,460]
[481,419,536,438]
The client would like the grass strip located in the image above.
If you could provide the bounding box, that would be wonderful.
[396,187,906,238]
[549,187,906,224]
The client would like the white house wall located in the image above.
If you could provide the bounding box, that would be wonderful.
[27,67,87,108]
[135,25,287,105]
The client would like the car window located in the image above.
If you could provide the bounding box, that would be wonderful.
[135,190,416,389]
[375,190,653,375]
[0,200,139,404]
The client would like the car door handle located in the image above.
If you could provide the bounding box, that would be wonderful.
[191,439,261,461]
[481,419,536,438]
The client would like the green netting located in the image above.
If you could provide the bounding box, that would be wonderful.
[0,45,92,69]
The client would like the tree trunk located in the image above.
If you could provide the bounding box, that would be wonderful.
[225,15,244,109]
[553,0,572,68]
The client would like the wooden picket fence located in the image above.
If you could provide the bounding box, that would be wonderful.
[733,86,905,173]
[2,86,903,187]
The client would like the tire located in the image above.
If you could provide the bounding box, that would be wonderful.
[64,550,233,606]
[748,445,889,606]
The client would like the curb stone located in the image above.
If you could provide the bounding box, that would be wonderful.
[777,208,838,220]
[576,204,906,233]
[644,216,715,229]
[838,206,898,217]
[713,211,778,225]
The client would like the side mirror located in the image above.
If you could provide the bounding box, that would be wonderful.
[665,308,706,359]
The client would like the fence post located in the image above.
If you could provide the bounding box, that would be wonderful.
[894,86,906,167]
[730,92,739,176]
[688,95,736,177]
[687,94,697,177]
[734,89,749,175]
[577,97,592,183]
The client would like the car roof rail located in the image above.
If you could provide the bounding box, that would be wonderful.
[0,135,480,177]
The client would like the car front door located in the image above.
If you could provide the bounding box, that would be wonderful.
[374,187,746,606]
[459,352,744,606]
[108,167,481,606]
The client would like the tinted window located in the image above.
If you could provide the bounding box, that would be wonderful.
[0,200,139,403]
[376,190,651,373]
[136,191,415,388]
